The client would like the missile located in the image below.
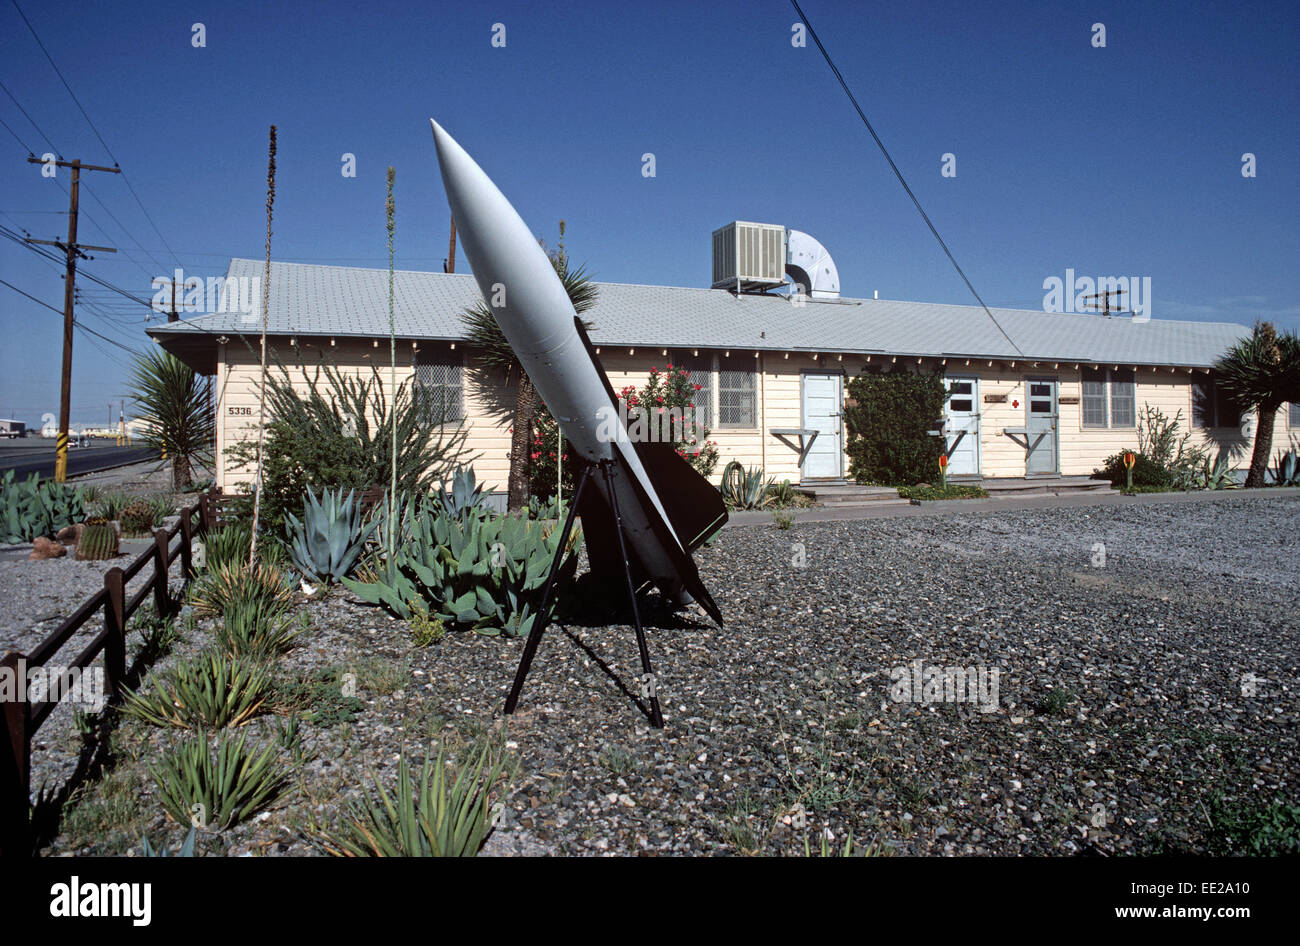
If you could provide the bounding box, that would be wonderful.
[429,119,725,623]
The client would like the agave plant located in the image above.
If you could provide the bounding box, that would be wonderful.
[342,506,577,636]
[150,731,286,829]
[1201,448,1240,490]
[139,826,198,857]
[284,486,378,584]
[310,742,504,857]
[719,461,776,510]
[0,470,87,542]
[1272,447,1300,486]
[434,466,488,521]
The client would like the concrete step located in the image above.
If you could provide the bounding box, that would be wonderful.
[979,476,1110,495]
[803,485,903,504]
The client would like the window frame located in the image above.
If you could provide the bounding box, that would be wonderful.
[413,347,465,424]
[1192,376,1242,430]
[716,352,758,429]
[1079,369,1135,429]
[1108,369,1136,429]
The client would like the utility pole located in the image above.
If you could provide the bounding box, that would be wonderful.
[443,216,456,273]
[24,156,120,481]
[168,275,179,322]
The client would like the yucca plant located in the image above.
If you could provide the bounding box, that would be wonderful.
[216,597,305,660]
[1213,321,1300,487]
[92,490,133,521]
[122,651,272,729]
[200,522,253,572]
[310,743,504,857]
[284,486,378,584]
[150,731,286,829]
[720,461,776,510]
[188,559,294,617]
[128,347,214,491]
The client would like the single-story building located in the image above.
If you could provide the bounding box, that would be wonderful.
[147,245,1299,497]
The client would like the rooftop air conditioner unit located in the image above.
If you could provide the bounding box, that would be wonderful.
[712,221,786,291]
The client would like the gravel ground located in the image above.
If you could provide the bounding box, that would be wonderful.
[27,493,1300,857]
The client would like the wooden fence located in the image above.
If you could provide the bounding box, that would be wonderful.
[0,498,204,856]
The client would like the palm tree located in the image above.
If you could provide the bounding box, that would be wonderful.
[128,348,214,490]
[1214,321,1300,487]
[461,222,597,511]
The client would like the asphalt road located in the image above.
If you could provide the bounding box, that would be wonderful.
[0,440,159,479]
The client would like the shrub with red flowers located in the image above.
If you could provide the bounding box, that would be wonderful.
[524,364,720,500]
[625,364,719,477]
[528,405,576,501]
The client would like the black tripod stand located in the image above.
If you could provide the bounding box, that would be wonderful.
[503,458,665,728]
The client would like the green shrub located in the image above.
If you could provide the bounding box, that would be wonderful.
[310,743,504,857]
[123,651,272,729]
[844,369,947,486]
[1093,452,1174,489]
[224,358,472,532]
[149,731,286,829]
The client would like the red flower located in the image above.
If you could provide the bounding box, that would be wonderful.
[530,452,541,460]
[666,363,673,370]
[693,384,702,391]
[650,367,658,374]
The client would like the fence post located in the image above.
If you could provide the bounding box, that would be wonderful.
[103,568,126,700]
[0,651,32,856]
[180,507,193,582]
[199,492,210,535]
[152,529,172,618]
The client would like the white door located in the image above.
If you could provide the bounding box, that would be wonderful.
[944,377,980,475]
[801,373,842,479]
[1025,377,1059,475]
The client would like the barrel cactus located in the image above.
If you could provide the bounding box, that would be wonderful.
[76,522,120,561]
[119,500,156,536]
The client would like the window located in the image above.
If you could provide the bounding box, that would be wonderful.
[947,380,974,413]
[1109,370,1135,428]
[1082,376,1107,428]
[672,351,713,429]
[717,353,757,428]
[1193,378,1241,429]
[1080,370,1135,428]
[1290,402,1300,427]
[414,349,464,423]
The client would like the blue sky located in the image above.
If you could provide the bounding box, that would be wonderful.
[1,0,1296,427]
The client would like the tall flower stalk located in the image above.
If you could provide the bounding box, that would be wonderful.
[249,124,277,564]
[386,166,397,559]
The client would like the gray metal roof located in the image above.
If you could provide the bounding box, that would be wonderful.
[147,257,1249,367]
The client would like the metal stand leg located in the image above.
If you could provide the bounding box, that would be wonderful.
[600,461,665,728]
[504,463,592,716]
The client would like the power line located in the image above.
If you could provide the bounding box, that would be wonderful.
[9,0,183,270]
[789,0,1023,356]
